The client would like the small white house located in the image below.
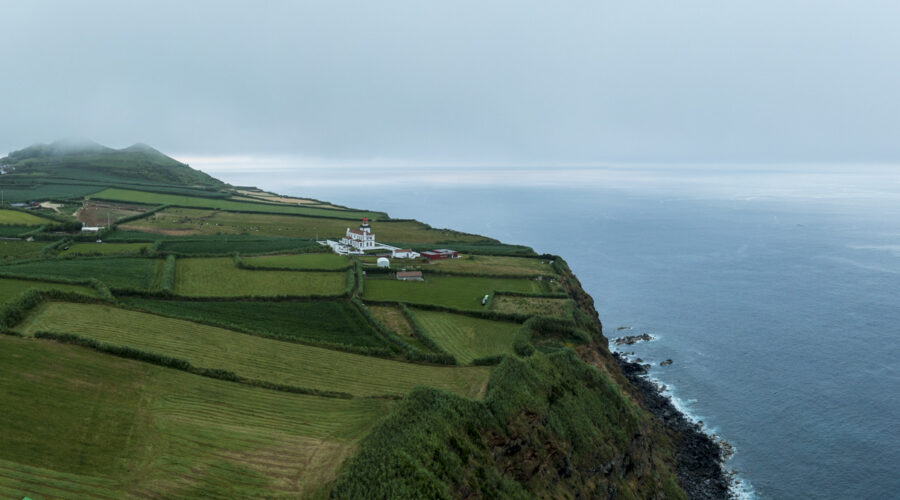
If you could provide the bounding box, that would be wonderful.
[377,257,390,268]
[81,226,102,232]
[392,248,420,259]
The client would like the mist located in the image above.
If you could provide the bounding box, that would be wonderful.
[2,1,900,164]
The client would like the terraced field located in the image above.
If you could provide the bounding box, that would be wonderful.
[0,335,391,498]
[243,253,351,270]
[490,295,574,318]
[91,188,383,219]
[363,275,545,310]
[0,278,98,303]
[60,242,151,255]
[174,258,347,297]
[0,209,52,225]
[16,302,492,398]
[427,254,557,277]
[120,207,494,244]
[0,257,162,289]
[410,309,521,364]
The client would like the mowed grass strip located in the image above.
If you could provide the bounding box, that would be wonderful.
[242,253,350,270]
[120,207,494,244]
[174,258,346,297]
[118,298,388,348]
[91,188,383,219]
[363,275,543,311]
[0,257,160,289]
[0,278,98,304]
[61,242,151,255]
[427,254,557,277]
[490,295,574,318]
[0,335,391,498]
[16,302,491,398]
[0,209,51,225]
[409,309,520,364]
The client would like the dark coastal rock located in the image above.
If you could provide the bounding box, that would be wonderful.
[612,333,654,345]
[660,359,674,366]
[612,351,731,499]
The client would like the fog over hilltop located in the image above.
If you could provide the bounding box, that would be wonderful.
[2,1,899,165]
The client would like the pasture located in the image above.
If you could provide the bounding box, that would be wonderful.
[427,254,557,277]
[159,237,318,255]
[15,302,491,398]
[119,298,387,348]
[490,295,574,318]
[242,253,350,270]
[366,304,431,351]
[0,209,51,225]
[61,242,151,255]
[0,335,391,498]
[362,275,544,311]
[0,257,161,289]
[120,207,495,244]
[91,187,383,219]
[409,309,521,364]
[174,258,347,296]
[0,277,98,303]
[0,240,46,260]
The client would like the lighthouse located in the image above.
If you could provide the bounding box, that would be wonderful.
[360,217,371,233]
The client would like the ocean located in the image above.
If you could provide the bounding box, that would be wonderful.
[208,164,900,499]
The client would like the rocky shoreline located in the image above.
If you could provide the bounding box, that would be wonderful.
[613,352,732,499]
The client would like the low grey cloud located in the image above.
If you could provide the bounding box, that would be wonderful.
[2,1,899,164]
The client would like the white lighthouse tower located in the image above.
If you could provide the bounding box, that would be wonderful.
[340,217,376,252]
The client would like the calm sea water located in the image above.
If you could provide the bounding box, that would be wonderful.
[211,166,900,499]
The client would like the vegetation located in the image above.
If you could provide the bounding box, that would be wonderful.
[159,237,319,255]
[0,240,48,260]
[0,257,161,289]
[408,309,521,365]
[363,275,545,311]
[0,278,98,306]
[241,253,351,270]
[0,335,390,498]
[490,294,574,318]
[173,258,347,297]
[427,254,557,277]
[15,302,492,398]
[60,242,151,256]
[0,209,52,225]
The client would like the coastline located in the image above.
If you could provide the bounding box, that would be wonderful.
[611,351,732,499]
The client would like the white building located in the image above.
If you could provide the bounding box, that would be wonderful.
[340,217,376,251]
[391,248,420,259]
[377,257,390,268]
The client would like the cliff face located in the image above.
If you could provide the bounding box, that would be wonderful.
[331,257,700,499]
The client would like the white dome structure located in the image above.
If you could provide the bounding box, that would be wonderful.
[376,257,390,268]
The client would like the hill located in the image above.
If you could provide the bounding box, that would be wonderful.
[0,142,725,498]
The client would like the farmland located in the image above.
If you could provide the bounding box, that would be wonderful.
[75,200,151,226]
[0,240,47,260]
[15,302,492,398]
[0,257,161,289]
[119,298,388,348]
[409,309,521,364]
[490,295,574,318]
[366,304,431,351]
[61,242,151,255]
[0,335,391,498]
[0,209,51,225]
[159,237,318,255]
[363,275,545,310]
[91,187,384,219]
[120,206,495,244]
[0,277,98,303]
[242,253,351,270]
[427,254,557,277]
[174,258,347,297]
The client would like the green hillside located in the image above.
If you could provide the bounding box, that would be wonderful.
[0,140,695,499]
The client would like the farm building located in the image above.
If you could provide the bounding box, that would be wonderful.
[339,217,376,251]
[421,249,459,261]
[391,248,420,259]
[396,271,424,281]
[377,257,390,268]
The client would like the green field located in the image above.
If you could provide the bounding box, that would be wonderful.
[409,309,521,364]
[428,254,556,277]
[0,209,51,225]
[0,335,390,498]
[367,304,431,351]
[362,275,544,311]
[0,240,46,260]
[0,277,98,303]
[61,242,151,255]
[119,298,387,348]
[242,253,350,270]
[15,302,491,398]
[490,295,573,318]
[174,258,347,297]
[119,206,495,244]
[92,188,383,219]
[0,257,161,289]
[159,237,318,255]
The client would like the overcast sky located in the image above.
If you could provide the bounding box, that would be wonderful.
[1,1,899,164]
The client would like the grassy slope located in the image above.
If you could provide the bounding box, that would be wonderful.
[0,209,51,225]
[242,253,351,270]
[60,242,151,256]
[426,254,557,277]
[0,335,390,499]
[0,278,98,304]
[410,309,521,364]
[0,257,161,289]
[174,258,346,297]
[0,241,48,260]
[118,298,388,348]
[16,302,491,398]
[490,295,573,318]
[363,275,544,311]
